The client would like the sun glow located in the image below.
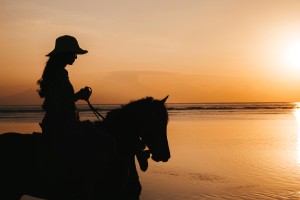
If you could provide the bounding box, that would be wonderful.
[285,41,300,68]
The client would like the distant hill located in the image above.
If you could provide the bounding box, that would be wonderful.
[0,89,43,105]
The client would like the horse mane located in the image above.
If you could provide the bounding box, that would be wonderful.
[122,96,154,110]
[104,96,151,117]
[94,96,168,130]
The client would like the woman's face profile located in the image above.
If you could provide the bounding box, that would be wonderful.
[58,52,77,65]
[62,52,77,65]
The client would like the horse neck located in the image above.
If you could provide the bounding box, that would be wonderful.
[101,109,141,156]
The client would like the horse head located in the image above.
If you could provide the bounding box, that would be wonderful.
[122,96,171,163]
[143,96,170,162]
[100,96,171,163]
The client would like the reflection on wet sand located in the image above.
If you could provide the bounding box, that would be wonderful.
[294,107,300,164]
[140,112,300,200]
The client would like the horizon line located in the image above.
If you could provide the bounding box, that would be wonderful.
[0,101,299,106]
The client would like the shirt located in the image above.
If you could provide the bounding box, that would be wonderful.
[41,69,79,133]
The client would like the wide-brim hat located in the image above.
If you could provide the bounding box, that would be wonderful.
[46,35,88,56]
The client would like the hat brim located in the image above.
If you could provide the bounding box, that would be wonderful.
[46,49,88,57]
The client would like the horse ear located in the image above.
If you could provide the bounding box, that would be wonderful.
[160,95,169,103]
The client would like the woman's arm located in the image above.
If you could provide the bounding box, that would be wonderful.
[74,87,92,101]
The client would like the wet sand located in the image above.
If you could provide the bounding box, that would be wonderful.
[1,109,300,199]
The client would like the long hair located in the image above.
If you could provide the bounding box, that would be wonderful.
[37,55,65,98]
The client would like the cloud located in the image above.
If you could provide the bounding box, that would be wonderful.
[0,88,42,105]
[87,70,175,103]
[85,70,252,103]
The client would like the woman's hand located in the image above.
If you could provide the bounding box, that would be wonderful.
[75,87,92,101]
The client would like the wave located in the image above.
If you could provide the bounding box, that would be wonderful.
[0,103,297,113]
[167,104,297,111]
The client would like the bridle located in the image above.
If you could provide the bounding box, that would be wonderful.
[85,89,151,171]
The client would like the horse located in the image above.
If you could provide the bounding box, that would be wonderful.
[0,96,170,200]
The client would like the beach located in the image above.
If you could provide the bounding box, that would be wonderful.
[1,103,300,199]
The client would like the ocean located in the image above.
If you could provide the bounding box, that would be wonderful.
[1,102,300,200]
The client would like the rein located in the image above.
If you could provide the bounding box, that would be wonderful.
[85,87,105,121]
[87,100,105,121]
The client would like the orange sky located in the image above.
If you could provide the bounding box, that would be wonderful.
[1,0,300,104]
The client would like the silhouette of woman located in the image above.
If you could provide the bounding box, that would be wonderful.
[37,35,91,136]
[36,35,142,198]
